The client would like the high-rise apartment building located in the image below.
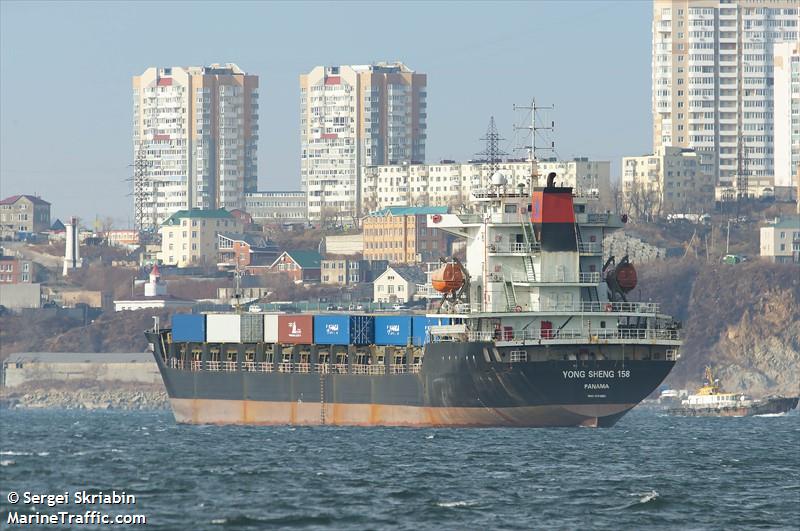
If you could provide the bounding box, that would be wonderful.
[774,40,800,192]
[652,1,799,188]
[132,64,258,226]
[300,63,427,222]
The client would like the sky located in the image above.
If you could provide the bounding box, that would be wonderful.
[0,0,654,226]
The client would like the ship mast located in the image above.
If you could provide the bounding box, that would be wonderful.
[513,98,554,191]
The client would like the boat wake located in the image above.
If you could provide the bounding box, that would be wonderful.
[754,413,786,418]
[605,490,663,511]
[436,500,477,508]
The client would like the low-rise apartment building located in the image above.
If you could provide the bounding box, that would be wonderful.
[158,209,242,268]
[0,195,51,238]
[0,255,35,284]
[321,258,388,286]
[245,191,308,225]
[360,158,611,214]
[622,147,715,219]
[760,217,800,264]
[363,206,449,264]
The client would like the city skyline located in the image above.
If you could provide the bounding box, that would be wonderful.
[1,1,653,224]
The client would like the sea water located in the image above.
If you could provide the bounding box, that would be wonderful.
[1,408,798,530]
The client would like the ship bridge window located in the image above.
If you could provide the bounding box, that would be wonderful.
[504,204,517,213]
[600,321,606,328]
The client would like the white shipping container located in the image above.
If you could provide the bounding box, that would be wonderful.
[264,314,279,343]
[206,314,241,343]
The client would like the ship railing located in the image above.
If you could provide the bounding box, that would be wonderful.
[315,364,330,374]
[190,360,202,372]
[410,363,422,374]
[242,361,257,372]
[458,328,680,343]
[577,242,602,254]
[258,362,274,372]
[169,358,183,369]
[206,361,221,371]
[488,242,540,254]
[350,364,387,375]
[296,362,311,374]
[278,362,293,373]
[666,349,680,361]
[390,365,408,374]
[538,301,661,314]
[222,361,237,372]
[508,272,600,284]
[331,363,348,374]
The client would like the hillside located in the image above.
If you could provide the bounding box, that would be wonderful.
[0,309,174,357]
[638,259,800,397]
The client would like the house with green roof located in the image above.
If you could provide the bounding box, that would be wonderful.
[158,208,242,267]
[268,250,323,283]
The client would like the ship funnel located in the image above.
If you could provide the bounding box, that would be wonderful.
[531,176,577,252]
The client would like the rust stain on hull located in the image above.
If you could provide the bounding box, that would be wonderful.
[171,399,635,428]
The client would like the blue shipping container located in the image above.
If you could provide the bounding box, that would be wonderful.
[374,316,412,346]
[412,316,450,346]
[313,315,351,345]
[172,314,206,342]
[350,315,375,346]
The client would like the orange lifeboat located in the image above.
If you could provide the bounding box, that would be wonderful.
[432,262,465,294]
[615,263,637,292]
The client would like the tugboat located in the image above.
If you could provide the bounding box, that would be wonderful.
[146,171,682,427]
[668,366,799,417]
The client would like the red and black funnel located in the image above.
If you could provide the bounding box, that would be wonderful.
[531,172,577,252]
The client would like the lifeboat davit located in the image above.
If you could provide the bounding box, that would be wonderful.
[432,262,465,294]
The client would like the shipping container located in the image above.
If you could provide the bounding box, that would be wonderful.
[263,314,279,343]
[412,316,450,346]
[313,315,350,345]
[206,314,241,343]
[171,314,205,342]
[374,316,412,346]
[278,314,313,344]
[350,315,375,345]
[240,313,264,342]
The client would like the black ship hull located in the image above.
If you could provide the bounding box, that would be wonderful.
[148,331,675,428]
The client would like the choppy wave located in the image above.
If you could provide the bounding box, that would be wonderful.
[1,409,798,529]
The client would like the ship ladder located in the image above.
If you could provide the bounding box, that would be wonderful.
[522,222,536,250]
[503,280,517,311]
[576,224,584,250]
[523,256,536,282]
[319,371,326,425]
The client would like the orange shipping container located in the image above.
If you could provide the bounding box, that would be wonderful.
[278,314,314,344]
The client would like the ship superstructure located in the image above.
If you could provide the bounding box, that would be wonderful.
[426,172,680,361]
[146,172,681,428]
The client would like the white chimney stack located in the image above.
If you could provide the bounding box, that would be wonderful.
[62,217,82,276]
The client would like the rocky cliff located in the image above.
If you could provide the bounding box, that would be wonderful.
[638,259,800,397]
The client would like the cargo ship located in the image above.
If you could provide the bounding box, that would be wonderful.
[146,172,682,427]
[668,367,799,417]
